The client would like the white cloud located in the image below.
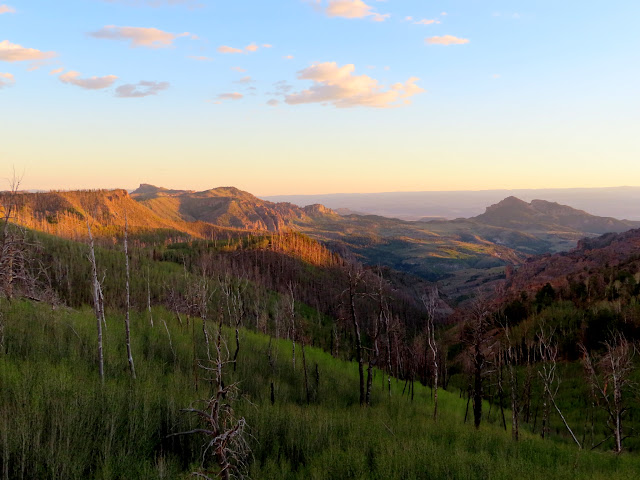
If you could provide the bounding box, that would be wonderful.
[267,99,279,107]
[284,55,294,60]
[326,0,370,18]
[216,92,243,101]
[414,19,440,25]
[218,43,266,54]
[219,45,243,54]
[371,13,390,22]
[313,0,389,22]
[426,35,469,46]
[285,62,424,109]
[0,4,15,14]
[0,40,57,62]
[115,80,169,97]
[89,26,193,48]
[231,66,247,72]
[262,44,273,48]
[59,71,118,90]
[0,72,15,88]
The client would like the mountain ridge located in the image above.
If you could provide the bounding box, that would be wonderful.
[130,184,339,232]
[472,196,637,234]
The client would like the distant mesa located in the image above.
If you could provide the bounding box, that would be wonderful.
[472,196,638,234]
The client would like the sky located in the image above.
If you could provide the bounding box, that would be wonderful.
[1,0,639,195]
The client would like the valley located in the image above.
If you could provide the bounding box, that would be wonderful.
[2,183,640,479]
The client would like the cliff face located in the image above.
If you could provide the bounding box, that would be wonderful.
[131,184,337,232]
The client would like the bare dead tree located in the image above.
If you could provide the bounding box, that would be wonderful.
[581,334,635,453]
[147,265,154,327]
[171,321,249,479]
[502,322,522,440]
[287,281,296,370]
[422,287,440,421]
[463,296,495,429]
[0,171,31,300]
[0,173,20,299]
[220,273,246,373]
[364,271,389,406]
[342,267,366,406]
[87,219,105,383]
[537,327,581,448]
[123,212,136,379]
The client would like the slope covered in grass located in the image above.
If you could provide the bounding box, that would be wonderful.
[1,299,639,479]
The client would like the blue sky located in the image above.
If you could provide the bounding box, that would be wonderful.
[1,1,639,194]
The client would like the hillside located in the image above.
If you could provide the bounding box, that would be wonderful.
[473,196,638,234]
[4,186,639,302]
[503,227,640,296]
[131,184,338,231]
[2,299,640,479]
[0,188,239,240]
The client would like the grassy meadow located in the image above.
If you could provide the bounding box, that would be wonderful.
[1,299,639,479]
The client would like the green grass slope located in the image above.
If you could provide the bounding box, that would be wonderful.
[1,299,639,479]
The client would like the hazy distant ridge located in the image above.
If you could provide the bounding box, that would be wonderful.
[263,187,640,221]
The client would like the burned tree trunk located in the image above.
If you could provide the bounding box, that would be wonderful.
[346,269,366,406]
[538,328,581,448]
[87,220,104,383]
[123,213,136,379]
[581,334,634,453]
[422,287,440,421]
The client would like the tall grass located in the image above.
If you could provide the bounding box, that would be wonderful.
[1,299,639,479]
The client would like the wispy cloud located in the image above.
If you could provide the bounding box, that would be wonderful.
[0,4,15,14]
[284,55,294,60]
[285,62,424,109]
[218,45,243,54]
[59,71,118,90]
[233,76,254,84]
[0,72,14,88]
[115,81,169,97]
[267,99,279,107]
[231,66,247,72]
[89,26,194,48]
[426,35,469,46]
[268,80,293,96]
[493,12,521,19]
[216,92,243,101]
[187,55,212,61]
[0,40,57,62]
[218,43,267,54]
[414,19,440,25]
[49,67,64,75]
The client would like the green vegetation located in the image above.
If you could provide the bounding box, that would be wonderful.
[2,299,640,479]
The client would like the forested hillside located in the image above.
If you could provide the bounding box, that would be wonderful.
[2,185,640,478]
